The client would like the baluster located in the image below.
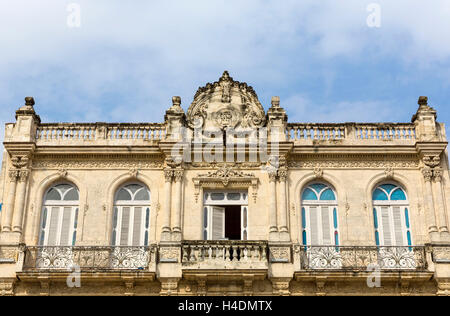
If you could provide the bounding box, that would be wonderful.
[232,246,238,262]
[182,246,189,262]
[190,246,196,262]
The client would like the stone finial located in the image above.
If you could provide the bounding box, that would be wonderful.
[15,96,40,123]
[167,96,184,114]
[220,71,231,81]
[25,97,35,106]
[418,96,428,107]
[271,96,280,108]
[172,96,181,107]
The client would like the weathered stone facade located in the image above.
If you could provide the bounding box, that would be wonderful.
[0,72,449,296]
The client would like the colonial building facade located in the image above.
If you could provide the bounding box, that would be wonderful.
[0,72,449,296]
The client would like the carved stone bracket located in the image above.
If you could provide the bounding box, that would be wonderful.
[423,155,441,168]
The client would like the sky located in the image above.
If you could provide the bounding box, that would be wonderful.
[1,0,450,147]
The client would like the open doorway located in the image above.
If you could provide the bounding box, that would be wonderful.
[203,191,248,241]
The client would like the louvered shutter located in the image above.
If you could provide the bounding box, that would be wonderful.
[380,206,393,246]
[132,207,142,246]
[392,206,405,246]
[211,206,225,240]
[47,207,61,246]
[321,206,332,245]
[120,207,131,245]
[309,206,319,245]
[59,207,73,245]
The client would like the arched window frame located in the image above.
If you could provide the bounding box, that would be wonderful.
[300,182,339,246]
[112,183,151,247]
[39,183,80,246]
[372,183,412,247]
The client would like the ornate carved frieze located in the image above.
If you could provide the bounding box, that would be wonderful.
[198,165,255,187]
[32,159,164,169]
[288,159,419,169]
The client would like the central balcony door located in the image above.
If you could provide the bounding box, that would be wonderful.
[203,191,248,241]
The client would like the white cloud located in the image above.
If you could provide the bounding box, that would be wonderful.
[0,0,449,141]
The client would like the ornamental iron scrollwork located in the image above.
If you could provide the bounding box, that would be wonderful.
[299,246,426,271]
[23,246,155,271]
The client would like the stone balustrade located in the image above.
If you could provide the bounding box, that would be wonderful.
[35,123,167,145]
[181,241,269,270]
[286,123,417,144]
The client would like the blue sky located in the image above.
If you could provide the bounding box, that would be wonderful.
[1,0,450,145]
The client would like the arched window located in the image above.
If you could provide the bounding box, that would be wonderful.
[112,183,151,246]
[301,183,339,246]
[372,183,411,246]
[39,184,79,246]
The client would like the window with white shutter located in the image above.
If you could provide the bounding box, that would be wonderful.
[112,184,151,246]
[203,191,248,240]
[301,183,339,246]
[372,184,411,247]
[39,184,79,246]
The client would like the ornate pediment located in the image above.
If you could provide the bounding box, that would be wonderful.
[186,71,266,131]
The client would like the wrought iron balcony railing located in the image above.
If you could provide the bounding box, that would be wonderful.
[22,246,157,271]
[181,241,269,269]
[297,245,427,271]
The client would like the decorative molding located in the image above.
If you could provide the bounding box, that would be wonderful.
[193,166,258,203]
[8,169,19,182]
[313,167,323,179]
[269,246,291,263]
[278,168,288,182]
[11,155,30,169]
[159,247,181,263]
[433,168,443,183]
[433,246,450,263]
[384,167,394,179]
[32,159,164,170]
[198,165,255,187]
[164,169,173,183]
[288,159,419,169]
[423,155,441,168]
[422,167,433,182]
[57,169,68,178]
[173,169,184,183]
[128,168,138,178]
[18,170,29,182]
[186,71,266,130]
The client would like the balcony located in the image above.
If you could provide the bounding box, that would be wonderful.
[181,241,269,270]
[296,245,427,271]
[21,246,157,272]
